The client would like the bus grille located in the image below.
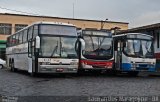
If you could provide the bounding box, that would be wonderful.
[139,64,148,68]
[136,68,149,71]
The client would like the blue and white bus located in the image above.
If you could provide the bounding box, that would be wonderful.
[113,33,156,76]
[6,22,78,76]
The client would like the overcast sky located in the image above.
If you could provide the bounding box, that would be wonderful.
[0,0,160,28]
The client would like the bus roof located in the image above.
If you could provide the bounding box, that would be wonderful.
[33,22,76,27]
[81,29,112,36]
[14,21,76,34]
[113,33,153,38]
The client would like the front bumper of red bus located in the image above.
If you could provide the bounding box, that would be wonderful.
[80,60,113,70]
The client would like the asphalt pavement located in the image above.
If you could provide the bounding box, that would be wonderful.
[0,68,160,102]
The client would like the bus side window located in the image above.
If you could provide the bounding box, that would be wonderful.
[12,35,16,46]
[23,29,28,43]
[17,33,20,44]
[28,27,33,41]
[15,34,19,45]
[28,41,32,57]
[10,36,12,46]
[33,25,38,39]
[19,31,23,44]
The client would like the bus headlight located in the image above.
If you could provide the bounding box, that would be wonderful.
[82,63,93,68]
[70,62,78,65]
[131,63,137,68]
[105,62,113,69]
[150,62,155,65]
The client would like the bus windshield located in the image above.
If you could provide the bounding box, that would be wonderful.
[40,36,77,58]
[82,36,112,60]
[123,39,154,58]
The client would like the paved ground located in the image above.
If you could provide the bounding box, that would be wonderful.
[0,68,160,101]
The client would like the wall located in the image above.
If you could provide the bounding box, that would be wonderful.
[0,13,128,40]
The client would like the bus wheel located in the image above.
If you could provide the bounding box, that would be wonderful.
[129,71,139,77]
[30,72,36,77]
[10,61,14,72]
[11,61,17,72]
[77,69,85,75]
[0,64,3,69]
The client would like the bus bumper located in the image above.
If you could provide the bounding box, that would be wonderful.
[38,65,78,73]
[121,63,156,72]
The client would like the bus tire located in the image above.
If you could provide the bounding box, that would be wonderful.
[77,69,85,75]
[129,71,139,77]
[0,64,3,69]
[9,59,12,70]
[30,72,36,77]
[10,61,14,72]
[11,60,17,72]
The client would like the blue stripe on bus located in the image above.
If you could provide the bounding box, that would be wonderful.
[121,63,155,72]
[121,63,132,71]
[148,68,156,72]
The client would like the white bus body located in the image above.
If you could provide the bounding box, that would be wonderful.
[6,22,78,75]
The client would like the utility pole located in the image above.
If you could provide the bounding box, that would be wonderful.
[101,18,108,29]
[73,3,75,18]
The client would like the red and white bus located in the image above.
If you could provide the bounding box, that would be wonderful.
[76,29,114,73]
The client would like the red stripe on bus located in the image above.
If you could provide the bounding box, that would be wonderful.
[155,53,160,59]
[80,60,113,66]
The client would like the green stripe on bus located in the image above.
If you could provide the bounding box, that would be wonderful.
[0,40,6,43]
[0,44,6,48]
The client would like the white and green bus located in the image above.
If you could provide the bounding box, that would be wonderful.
[6,22,78,76]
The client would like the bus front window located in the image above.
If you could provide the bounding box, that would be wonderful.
[123,39,153,58]
[40,36,77,58]
[83,36,112,60]
[142,40,153,57]
[124,40,135,55]
[133,40,141,54]
[60,37,77,58]
[40,37,60,57]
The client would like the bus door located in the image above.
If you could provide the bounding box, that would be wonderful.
[115,40,122,70]
[28,39,36,73]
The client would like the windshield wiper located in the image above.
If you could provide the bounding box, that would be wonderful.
[98,37,105,49]
[51,41,58,57]
[89,35,95,50]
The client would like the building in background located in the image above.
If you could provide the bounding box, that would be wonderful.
[0,13,128,60]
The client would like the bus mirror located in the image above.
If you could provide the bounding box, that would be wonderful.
[79,38,85,50]
[75,40,79,52]
[35,36,40,49]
